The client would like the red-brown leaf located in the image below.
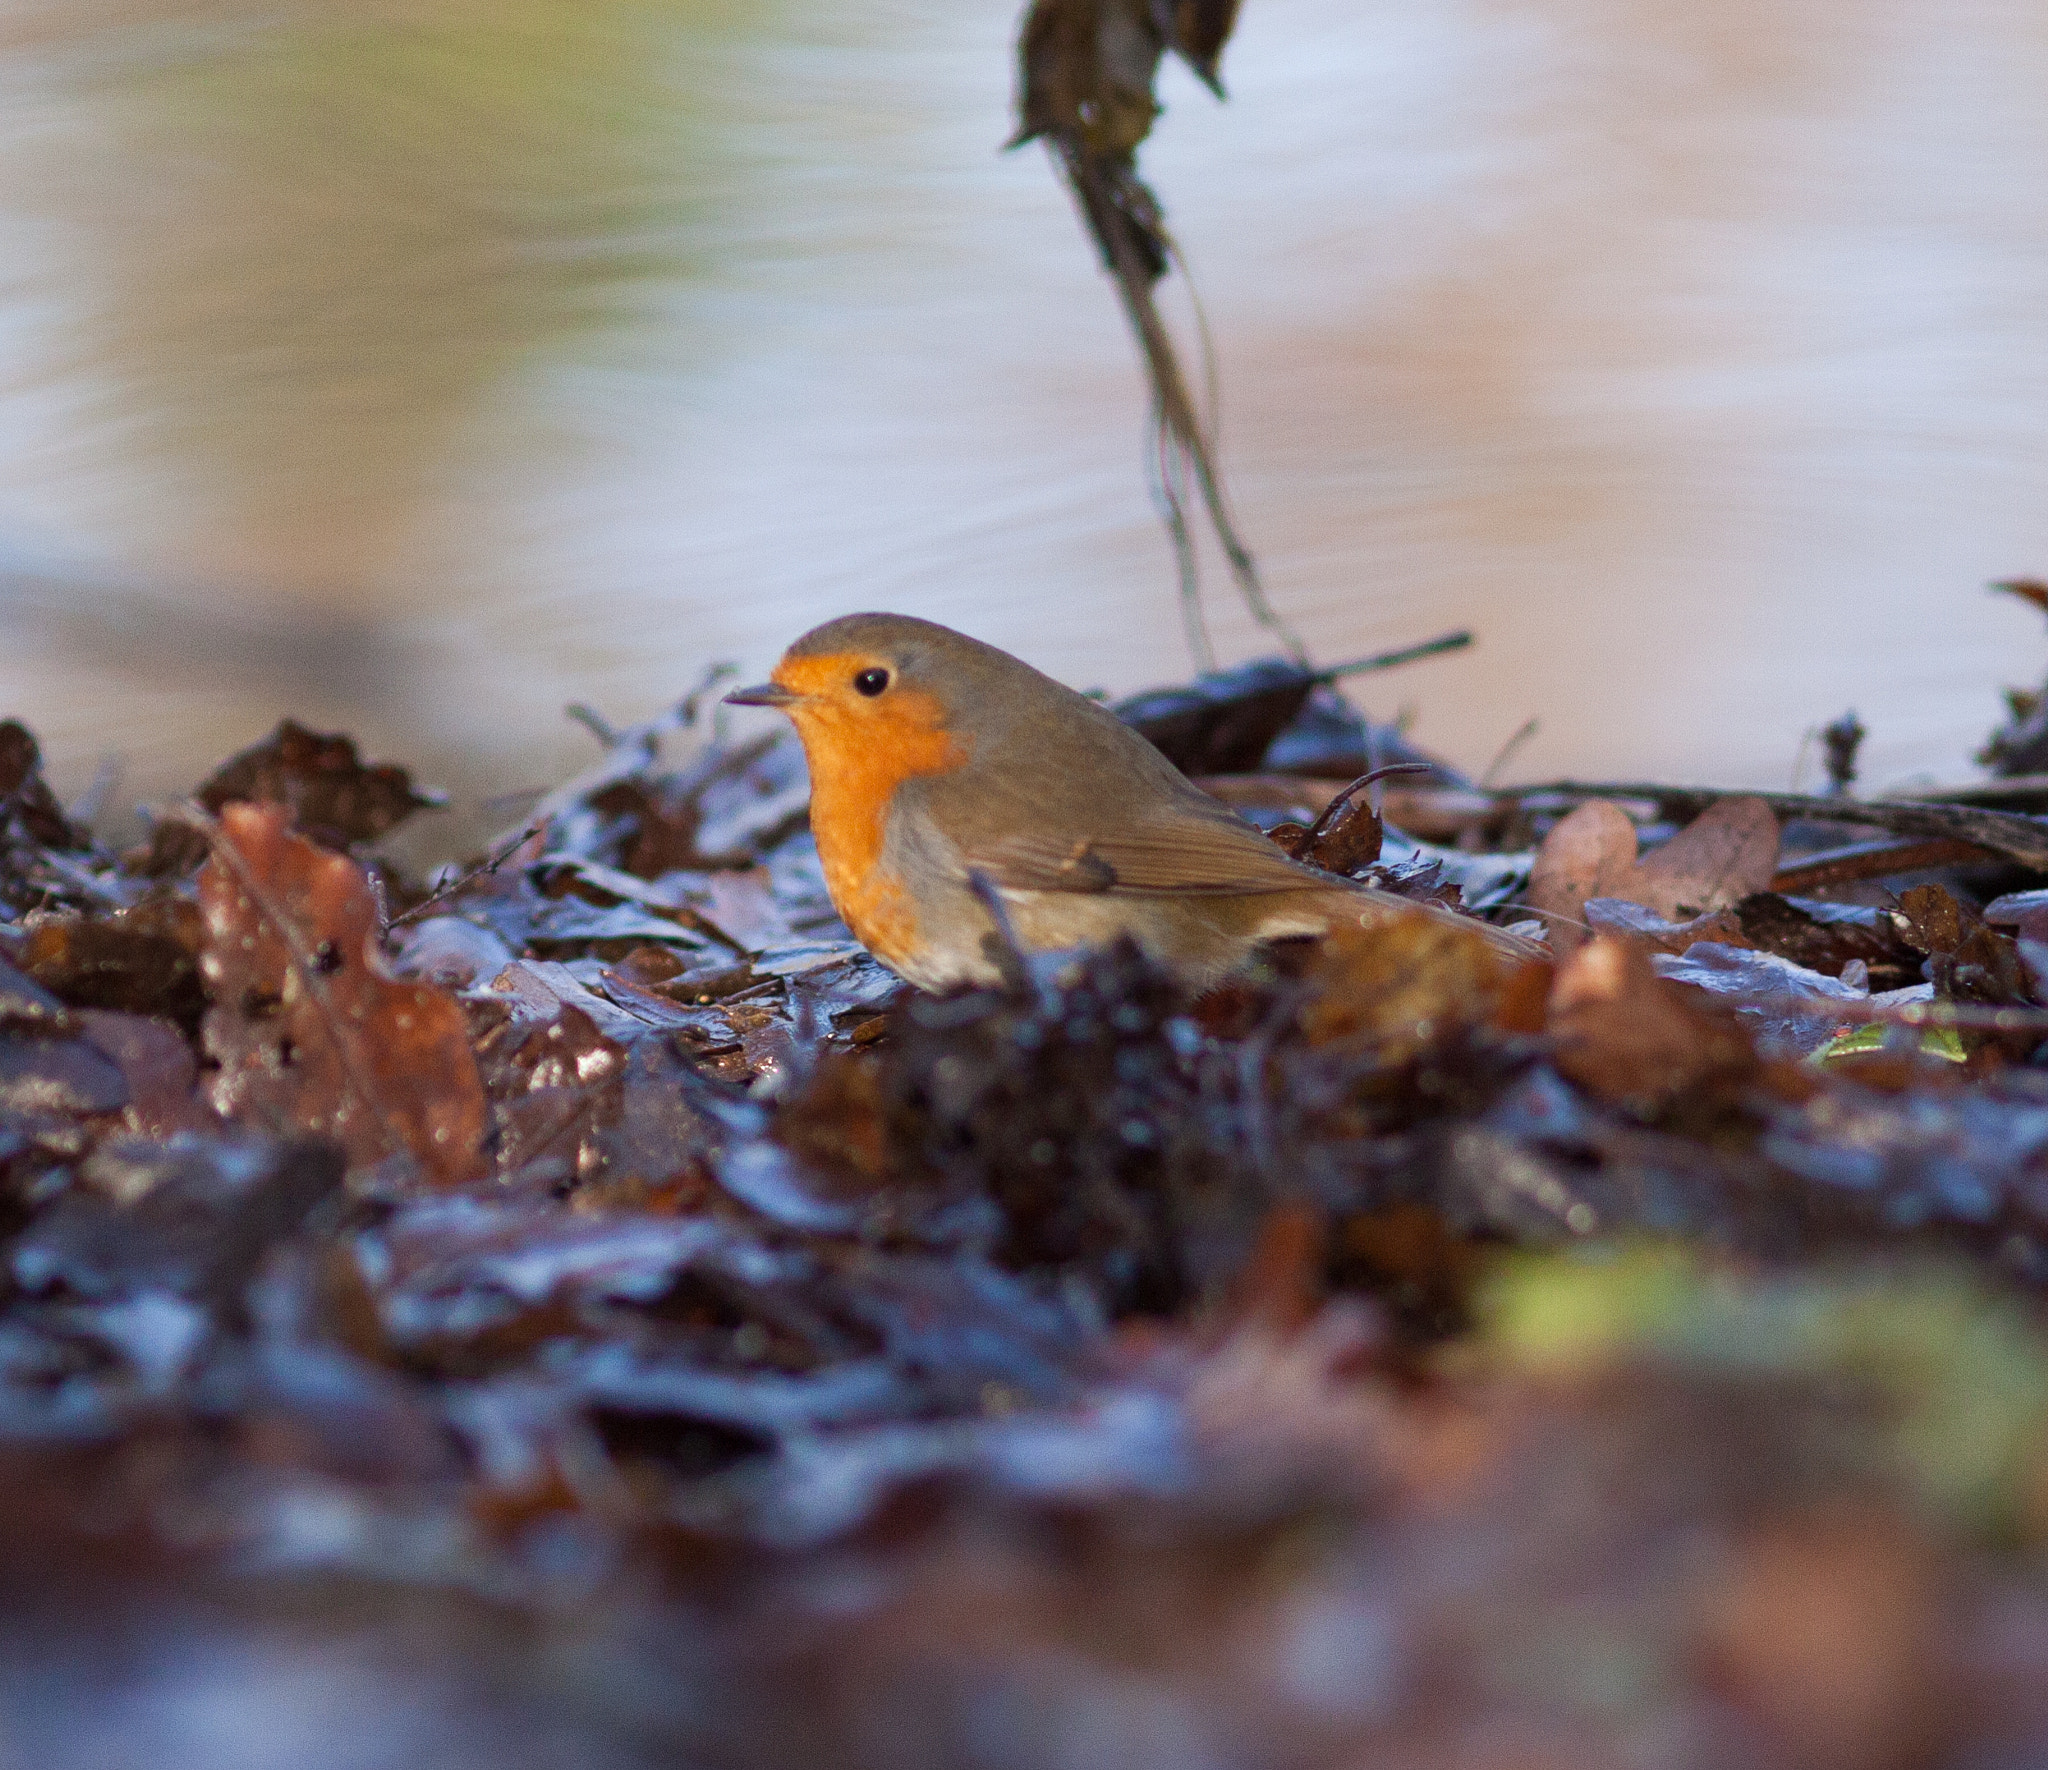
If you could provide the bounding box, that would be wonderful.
[198,802,484,1184]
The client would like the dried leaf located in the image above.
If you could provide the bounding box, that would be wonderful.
[1733,894,1923,990]
[1528,797,1781,954]
[1299,912,1520,1059]
[1629,795,1780,919]
[1116,659,1318,774]
[1549,936,1758,1118]
[197,720,441,851]
[1526,799,1638,953]
[1700,1509,1953,1770]
[0,720,86,851]
[1896,883,2032,1006]
[198,802,484,1183]
[18,898,206,1032]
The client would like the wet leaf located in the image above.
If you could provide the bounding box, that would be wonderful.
[1297,911,1526,1061]
[17,898,207,1032]
[1549,936,1759,1118]
[0,1032,128,1118]
[198,802,484,1183]
[1525,798,1638,953]
[196,719,442,850]
[14,1134,341,1317]
[1116,658,1319,774]
[1733,892,1923,990]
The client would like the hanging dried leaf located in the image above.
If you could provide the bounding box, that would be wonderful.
[1014,0,1294,660]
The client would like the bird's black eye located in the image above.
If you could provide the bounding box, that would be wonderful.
[853,667,890,697]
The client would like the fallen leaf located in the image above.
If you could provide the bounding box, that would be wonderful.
[14,1133,343,1319]
[1525,799,1638,953]
[197,720,442,851]
[1700,1507,1954,1770]
[1629,795,1780,920]
[1733,893,1923,990]
[1582,896,1755,955]
[1299,911,1521,1060]
[1549,936,1758,1118]
[0,719,86,851]
[1528,797,1781,953]
[18,898,207,1032]
[198,802,485,1183]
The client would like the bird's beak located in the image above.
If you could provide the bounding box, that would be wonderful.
[724,681,799,709]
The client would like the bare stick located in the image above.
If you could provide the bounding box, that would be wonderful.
[390,821,544,929]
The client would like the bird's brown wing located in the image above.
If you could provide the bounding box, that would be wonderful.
[959,800,1330,897]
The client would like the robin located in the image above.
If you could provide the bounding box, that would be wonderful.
[726,613,1538,990]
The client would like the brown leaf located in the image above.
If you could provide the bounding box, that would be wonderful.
[1299,911,1519,1059]
[197,720,440,851]
[18,897,207,1032]
[1732,893,1922,989]
[1699,1507,1954,1770]
[198,802,484,1184]
[1628,795,1780,920]
[1527,797,1781,954]
[1549,936,1758,1118]
[0,719,86,850]
[1299,793,1384,877]
[1895,882,2035,1018]
[77,1009,215,1139]
[1525,799,1638,954]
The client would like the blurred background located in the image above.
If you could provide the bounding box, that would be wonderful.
[0,0,2045,831]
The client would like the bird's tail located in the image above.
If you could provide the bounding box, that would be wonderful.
[1294,883,1550,965]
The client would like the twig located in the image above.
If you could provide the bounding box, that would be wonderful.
[1770,837,1996,895]
[1843,997,2048,1034]
[565,703,620,748]
[389,821,544,929]
[1314,632,1473,683]
[1480,718,1540,789]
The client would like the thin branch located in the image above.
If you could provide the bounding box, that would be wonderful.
[389,821,544,929]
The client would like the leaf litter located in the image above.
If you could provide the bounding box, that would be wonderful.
[7,641,2048,1765]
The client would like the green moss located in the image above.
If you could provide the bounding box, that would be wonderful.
[1480,1247,2048,1543]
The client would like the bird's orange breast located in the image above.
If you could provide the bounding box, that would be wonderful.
[771,653,968,968]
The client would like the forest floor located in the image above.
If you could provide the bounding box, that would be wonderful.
[8,643,2048,1768]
